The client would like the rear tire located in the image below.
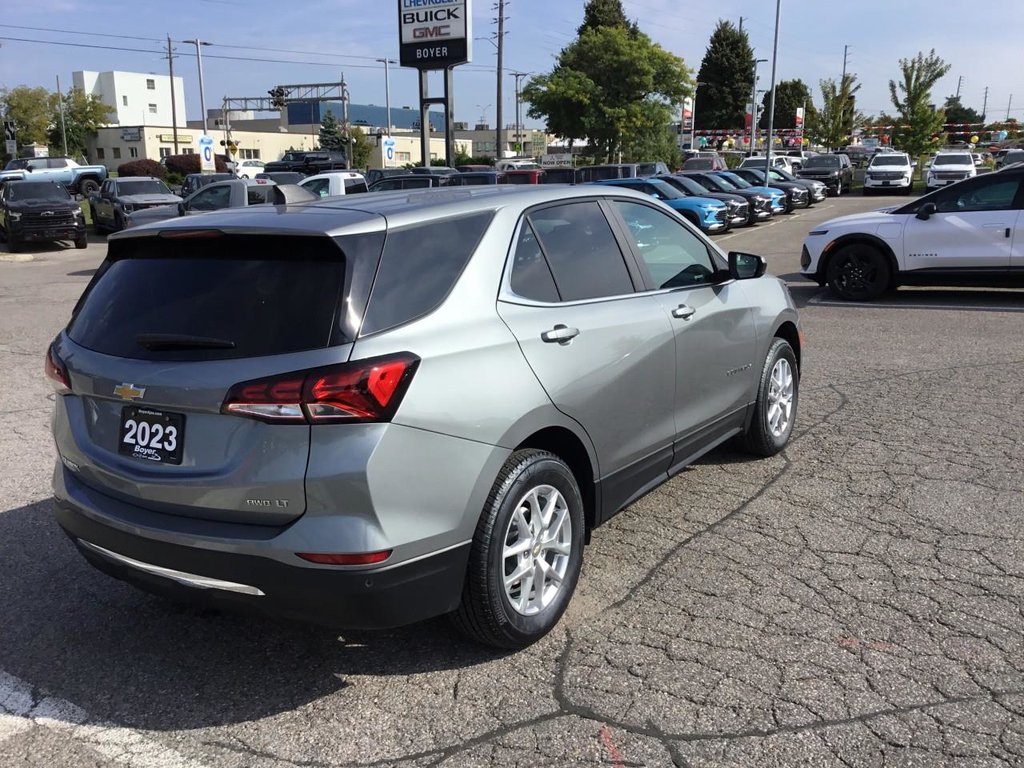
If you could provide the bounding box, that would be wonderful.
[826,243,891,301]
[743,338,799,457]
[79,178,100,197]
[451,449,584,650]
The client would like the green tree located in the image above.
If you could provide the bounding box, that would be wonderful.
[350,126,372,169]
[759,78,815,130]
[810,74,864,151]
[318,111,345,151]
[942,95,983,142]
[0,86,52,151]
[693,20,755,130]
[885,50,951,158]
[48,87,113,159]
[524,22,691,163]
[577,0,637,35]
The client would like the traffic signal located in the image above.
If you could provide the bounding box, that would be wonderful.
[268,86,289,109]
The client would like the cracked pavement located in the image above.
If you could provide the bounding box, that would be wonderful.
[1,198,1022,767]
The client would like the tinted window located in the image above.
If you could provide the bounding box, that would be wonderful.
[361,212,493,335]
[935,178,1020,213]
[509,220,559,302]
[117,180,172,195]
[67,235,361,361]
[303,178,331,198]
[189,186,231,210]
[803,156,840,168]
[529,201,633,301]
[614,201,717,289]
[7,183,70,201]
[246,187,270,204]
[344,178,369,194]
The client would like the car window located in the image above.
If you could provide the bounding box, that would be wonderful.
[614,201,717,289]
[935,178,1020,213]
[528,201,634,301]
[344,178,369,194]
[246,187,270,205]
[189,186,231,211]
[303,178,331,198]
[361,212,493,336]
[508,220,560,302]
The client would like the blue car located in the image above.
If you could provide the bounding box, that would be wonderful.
[711,171,787,214]
[589,178,729,233]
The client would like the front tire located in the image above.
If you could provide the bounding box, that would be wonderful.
[452,449,584,650]
[743,338,799,457]
[74,233,88,249]
[826,243,891,301]
[79,178,100,197]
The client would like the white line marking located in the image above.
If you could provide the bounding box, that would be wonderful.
[807,295,1024,312]
[0,669,209,767]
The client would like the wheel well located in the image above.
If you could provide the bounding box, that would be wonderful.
[681,211,699,226]
[774,321,801,370]
[819,235,899,288]
[516,427,596,536]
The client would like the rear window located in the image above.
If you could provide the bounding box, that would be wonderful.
[360,212,493,336]
[67,233,384,361]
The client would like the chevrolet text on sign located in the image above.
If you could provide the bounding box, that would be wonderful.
[398,0,472,69]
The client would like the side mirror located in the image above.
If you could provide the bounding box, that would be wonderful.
[728,251,767,280]
[915,202,937,221]
[177,202,186,216]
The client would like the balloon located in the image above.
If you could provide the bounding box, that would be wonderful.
[999,130,1009,140]
[970,135,979,144]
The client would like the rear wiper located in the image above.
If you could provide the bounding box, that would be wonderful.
[135,333,236,351]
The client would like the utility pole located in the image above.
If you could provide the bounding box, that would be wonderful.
[982,86,989,123]
[738,16,745,32]
[167,35,179,154]
[511,71,528,155]
[375,58,395,135]
[341,73,352,168]
[841,44,849,82]
[183,39,211,133]
[1007,94,1013,122]
[750,58,766,152]
[495,0,505,162]
[764,0,781,179]
[55,75,68,156]
[955,75,963,100]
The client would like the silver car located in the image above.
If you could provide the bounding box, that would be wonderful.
[48,185,801,649]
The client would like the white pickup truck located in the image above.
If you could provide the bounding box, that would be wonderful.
[297,172,369,198]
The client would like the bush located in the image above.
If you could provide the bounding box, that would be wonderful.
[163,153,229,175]
[724,154,743,169]
[117,159,166,178]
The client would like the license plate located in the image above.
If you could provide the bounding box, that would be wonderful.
[118,406,185,465]
[881,181,891,186]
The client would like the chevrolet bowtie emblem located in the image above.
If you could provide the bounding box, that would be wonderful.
[113,383,145,401]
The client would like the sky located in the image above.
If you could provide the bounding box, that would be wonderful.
[1,0,1021,130]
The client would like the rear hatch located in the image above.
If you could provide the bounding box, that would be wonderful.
[53,229,384,525]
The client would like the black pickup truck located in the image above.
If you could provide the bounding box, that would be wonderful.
[262,150,349,176]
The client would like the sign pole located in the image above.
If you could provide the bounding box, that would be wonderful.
[419,71,431,168]
[445,67,456,166]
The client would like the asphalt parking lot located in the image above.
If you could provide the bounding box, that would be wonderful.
[1,195,1023,767]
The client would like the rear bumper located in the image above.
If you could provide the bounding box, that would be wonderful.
[54,491,470,630]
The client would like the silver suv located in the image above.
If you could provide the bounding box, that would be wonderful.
[48,186,801,649]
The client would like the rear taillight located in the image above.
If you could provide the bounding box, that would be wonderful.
[45,344,71,394]
[222,353,419,424]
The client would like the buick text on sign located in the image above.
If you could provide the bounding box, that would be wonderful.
[398,0,472,69]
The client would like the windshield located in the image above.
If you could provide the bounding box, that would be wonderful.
[644,180,682,199]
[279,153,305,162]
[719,172,752,189]
[693,173,734,191]
[771,168,797,181]
[740,168,767,183]
[935,154,973,166]
[7,182,70,201]
[803,156,840,168]
[664,175,709,195]
[117,180,173,195]
[870,155,909,167]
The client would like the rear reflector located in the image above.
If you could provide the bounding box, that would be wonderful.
[222,352,419,424]
[297,550,392,566]
[45,343,72,393]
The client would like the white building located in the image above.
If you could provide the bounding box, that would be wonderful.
[73,70,187,128]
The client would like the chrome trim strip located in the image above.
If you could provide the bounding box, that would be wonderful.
[77,539,265,596]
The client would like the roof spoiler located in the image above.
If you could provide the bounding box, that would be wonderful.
[270,184,318,205]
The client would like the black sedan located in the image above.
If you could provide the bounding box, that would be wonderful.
[678,171,777,222]
[726,168,810,212]
[655,174,752,227]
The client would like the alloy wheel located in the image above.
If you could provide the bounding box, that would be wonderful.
[502,484,573,616]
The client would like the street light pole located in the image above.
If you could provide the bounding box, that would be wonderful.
[689,81,705,151]
[750,58,767,153]
[764,0,782,180]
[511,71,528,155]
[183,39,212,133]
[376,58,396,135]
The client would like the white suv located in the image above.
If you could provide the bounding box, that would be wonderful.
[863,152,914,195]
[925,152,976,190]
[801,166,1024,300]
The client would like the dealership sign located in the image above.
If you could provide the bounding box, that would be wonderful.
[398,0,472,69]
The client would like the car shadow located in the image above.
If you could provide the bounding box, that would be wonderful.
[0,497,505,731]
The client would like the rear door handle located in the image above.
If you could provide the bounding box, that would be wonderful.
[672,304,696,320]
[541,324,579,344]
